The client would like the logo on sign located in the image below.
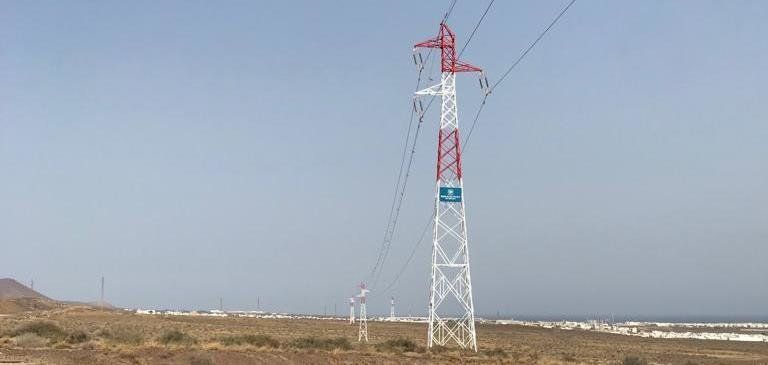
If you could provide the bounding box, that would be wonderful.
[439,187,462,202]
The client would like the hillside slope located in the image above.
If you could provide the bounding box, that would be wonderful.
[0,278,50,300]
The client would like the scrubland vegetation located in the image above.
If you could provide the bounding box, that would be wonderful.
[0,307,767,364]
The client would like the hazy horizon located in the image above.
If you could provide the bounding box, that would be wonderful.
[2,1,766,318]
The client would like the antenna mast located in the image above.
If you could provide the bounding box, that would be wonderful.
[413,22,486,351]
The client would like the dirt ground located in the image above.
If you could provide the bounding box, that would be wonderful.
[1,307,767,365]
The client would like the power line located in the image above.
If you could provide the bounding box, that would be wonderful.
[374,0,494,293]
[372,110,427,289]
[370,67,430,280]
[368,0,459,287]
[464,0,577,148]
[378,211,434,296]
[421,0,493,119]
[492,0,577,91]
[369,76,422,281]
[442,0,459,23]
[458,0,495,57]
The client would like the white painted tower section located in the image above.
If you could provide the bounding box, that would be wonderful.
[416,72,478,351]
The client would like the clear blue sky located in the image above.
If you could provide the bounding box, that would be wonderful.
[1,1,766,317]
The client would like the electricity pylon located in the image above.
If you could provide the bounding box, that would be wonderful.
[414,22,488,352]
[357,283,369,342]
[349,297,355,324]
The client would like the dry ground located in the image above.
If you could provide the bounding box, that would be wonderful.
[0,307,767,365]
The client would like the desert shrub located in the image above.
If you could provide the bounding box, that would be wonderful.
[99,325,144,345]
[79,340,99,350]
[158,329,197,346]
[562,352,577,362]
[289,336,351,351]
[190,354,215,365]
[376,338,420,353]
[14,333,49,348]
[66,329,90,344]
[484,347,508,358]
[623,356,649,365]
[10,321,67,341]
[428,345,448,354]
[10,320,66,341]
[219,334,279,348]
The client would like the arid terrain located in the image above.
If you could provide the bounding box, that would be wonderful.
[1,305,768,365]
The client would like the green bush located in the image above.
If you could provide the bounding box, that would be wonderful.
[220,334,279,348]
[10,320,66,341]
[376,338,420,353]
[289,337,351,351]
[158,329,197,346]
[623,356,649,365]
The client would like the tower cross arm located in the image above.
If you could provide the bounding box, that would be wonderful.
[452,60,482,73]
[414,39,441,49]
[415,83,443,96]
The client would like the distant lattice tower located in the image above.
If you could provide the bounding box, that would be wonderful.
[413,22,488,351]
[390,297,395,320]
[357,283,369,342]
[349,297,355,324]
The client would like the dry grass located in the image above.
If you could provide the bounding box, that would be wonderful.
[0,307,767,364]
[13,333,48,348]
[219,333,279,348]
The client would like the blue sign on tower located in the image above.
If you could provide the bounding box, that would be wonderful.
[439,187,462,202]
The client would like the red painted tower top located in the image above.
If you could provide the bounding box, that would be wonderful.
[414,23,482,74]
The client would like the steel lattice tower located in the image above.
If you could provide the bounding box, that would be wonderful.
[357,283,369,342]
[414,23,485,351]
[349,297,355,324]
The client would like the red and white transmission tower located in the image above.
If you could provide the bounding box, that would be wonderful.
[414,22,487,351]
[356,282,369,342]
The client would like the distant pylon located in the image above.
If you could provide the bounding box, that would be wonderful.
[414,22,486,351]
[357,283,369,342]
[349,297,355,324]
[390,297,395,320]
[30,279,34,290]
[100,276,105,308]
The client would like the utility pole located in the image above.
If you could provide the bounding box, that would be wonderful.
[220,297,223,312]
[413,22,487,351]
[357,283,369,342]
[100,276,105,308]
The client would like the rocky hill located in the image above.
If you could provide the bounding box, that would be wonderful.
[0,278,49,300]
